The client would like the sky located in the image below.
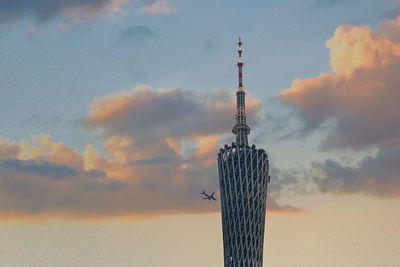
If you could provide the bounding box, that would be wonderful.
[1,0,400,266]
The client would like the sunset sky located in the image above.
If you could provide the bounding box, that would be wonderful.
[1,0,400,266]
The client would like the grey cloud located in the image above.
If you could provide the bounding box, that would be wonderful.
[0,0,156,28]
[0,158,128,216]
[87,169,107,177]
[86,87,261,141]
[269,167,307,193]
[128,156,173,165]
[313,146,400,198]
[0,0,110,25]
[266,166,308,213]
[81,178,126,193]
[22,114,63,127]
[380,9,400,20]
[266,198,304,213]
[252,105,302,144]
[0,159,78,179]
[119,25,155,43]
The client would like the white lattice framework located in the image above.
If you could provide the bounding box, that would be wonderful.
[218,145,269,267]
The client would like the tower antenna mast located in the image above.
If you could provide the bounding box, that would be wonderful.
[232,37,250,146]
[238,37,243,90]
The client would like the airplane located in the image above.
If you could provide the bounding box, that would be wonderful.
[201,189,217,201]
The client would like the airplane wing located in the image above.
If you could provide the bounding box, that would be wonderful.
[211,192,215,197]
[202,197,209,200]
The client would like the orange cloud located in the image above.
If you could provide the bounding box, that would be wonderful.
[327,25,400,75]
[103,135,135,163]
[166,137,182,155]
[0,137,20,160]
[0,134,83,170]
[139,0,177,15]
[0,134,217,219]
[194,135,220,166]
[62,0,128,23]
[0,85,298,219]
[196,136,220,157]
[281,16,400,149]
[379,15,400,42]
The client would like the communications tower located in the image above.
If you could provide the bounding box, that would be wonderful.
[217,38,270,267]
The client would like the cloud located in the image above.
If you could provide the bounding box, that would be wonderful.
[380,0,400,19]
[0,137,20,159]
[0,86,298,219]
[0,0,129,28]
[26,25,37,36]
[312,146,400,198]
[266,167,307,213]
[0,0,174,30]
[279,16,400,198]
[379,15,400,42]
[58,23,70,31]
[0,134,214,219]
[139,0,176,15]
[119,25,154,42]
[280,16,400,150]
[380,9,400,20]
[85,85,261,141]
[1,159,78,179]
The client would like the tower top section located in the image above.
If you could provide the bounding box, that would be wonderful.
[232,37,250,146]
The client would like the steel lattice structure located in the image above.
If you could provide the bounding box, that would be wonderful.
[217,38,270,267]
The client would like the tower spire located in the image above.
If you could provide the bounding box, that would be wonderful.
[232,37,250,146]
[238,37,243,90]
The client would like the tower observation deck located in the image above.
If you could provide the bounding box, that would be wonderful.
[217,38,270,267]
